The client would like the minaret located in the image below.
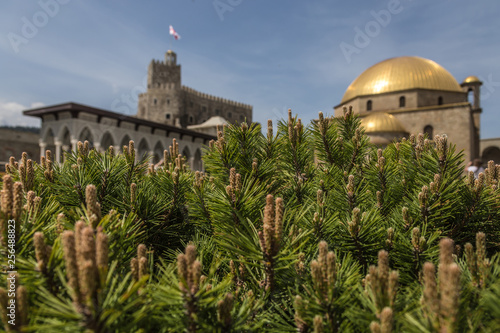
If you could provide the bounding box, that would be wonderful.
[461,76,483,161]
[137,50,182,126]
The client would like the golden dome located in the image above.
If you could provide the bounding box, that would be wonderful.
[361,112,407,133]
[341,56,462,103]
[462,75,481,84]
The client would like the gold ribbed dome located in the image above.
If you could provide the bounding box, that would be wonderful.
[361,112,407,133]
[463,75,481,84]
[341,56,462,103]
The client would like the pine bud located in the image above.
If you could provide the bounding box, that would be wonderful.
[1,174,13,216]
[56,213,65,234]
[131,258,139,281]
[130,183,137,204]
[96,229,109,270]
[347,174,355,193]
[294,295,307,332]
[86,184,101,227]
[348,207,361,236]
[235,173,242,192]
[17,285,28,327]
[402,207,409,227]
[317,189,324,206]
[275,197,284,245]
[62,231,81,303]
[388,271,398,306]
[422,262,438,314]
[82,140,89,155]
[267,119,273,139]
[313,315,324,333]
[138,244,147,260]
[218,293,234,327]
[327,251,337,290]
[26,159,34,192]
[80,259,96,301]
[34,232,49,273]
[12,182,23,220]
[380,307,393,333]
[139,257,148,279]
[439,263,460,322]
[370,322,381,333]
[411,227,421,250]
[129,140,135,161]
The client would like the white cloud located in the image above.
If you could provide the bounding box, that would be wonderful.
[0,101,42,127]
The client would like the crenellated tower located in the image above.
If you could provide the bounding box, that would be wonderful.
[137,50,183,126]
[137,50,253,128]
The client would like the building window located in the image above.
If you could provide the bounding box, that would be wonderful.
[215,109,220,116]
[438,96,443,105]
[202,106,207,112]
[165,113,171,120]
[467,89,474,105]
[154,98,157,105]
[367,100,372,111]
[167,99,170,105]
[190,102,194,107]
[189,116,193,123]
[424,125,433,138]
[399,96,405,107]
[239,115,244,121]
[227,112,232,119]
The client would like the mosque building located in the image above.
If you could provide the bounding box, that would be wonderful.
[334,56,499,164]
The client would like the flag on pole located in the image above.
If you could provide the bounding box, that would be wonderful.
[169,25,181,40]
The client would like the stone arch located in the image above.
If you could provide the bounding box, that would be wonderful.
[78,127,94,147]
[101,132,115,152]
[467,88,474,106]
[43,127,56,157]
[138,137,150,160]
[399,96,405,107]
[153,141,164,164]
[482,146,500,165]
[193,148,202,171]
[423,125,433,139]
[182,146,192,169]
[59,126,72,161]
[120,134,132,148]
[182,146,191,159]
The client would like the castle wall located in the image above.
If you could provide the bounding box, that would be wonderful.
[181,86,252,126]
[136,51,252,129]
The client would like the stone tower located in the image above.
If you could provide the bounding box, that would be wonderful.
[137,50,182,126]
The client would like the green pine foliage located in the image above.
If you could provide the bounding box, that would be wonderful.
[1,107,500,332]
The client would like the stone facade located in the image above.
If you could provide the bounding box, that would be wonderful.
[137,51,252,128]
[24,103,214,170]
[0,127,39,164]
[333,57,491,164]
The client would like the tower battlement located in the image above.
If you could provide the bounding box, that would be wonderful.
[182,86,252,110]
[137,50,252,128]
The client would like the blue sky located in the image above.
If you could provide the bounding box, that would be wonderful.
[1,0,499,138]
